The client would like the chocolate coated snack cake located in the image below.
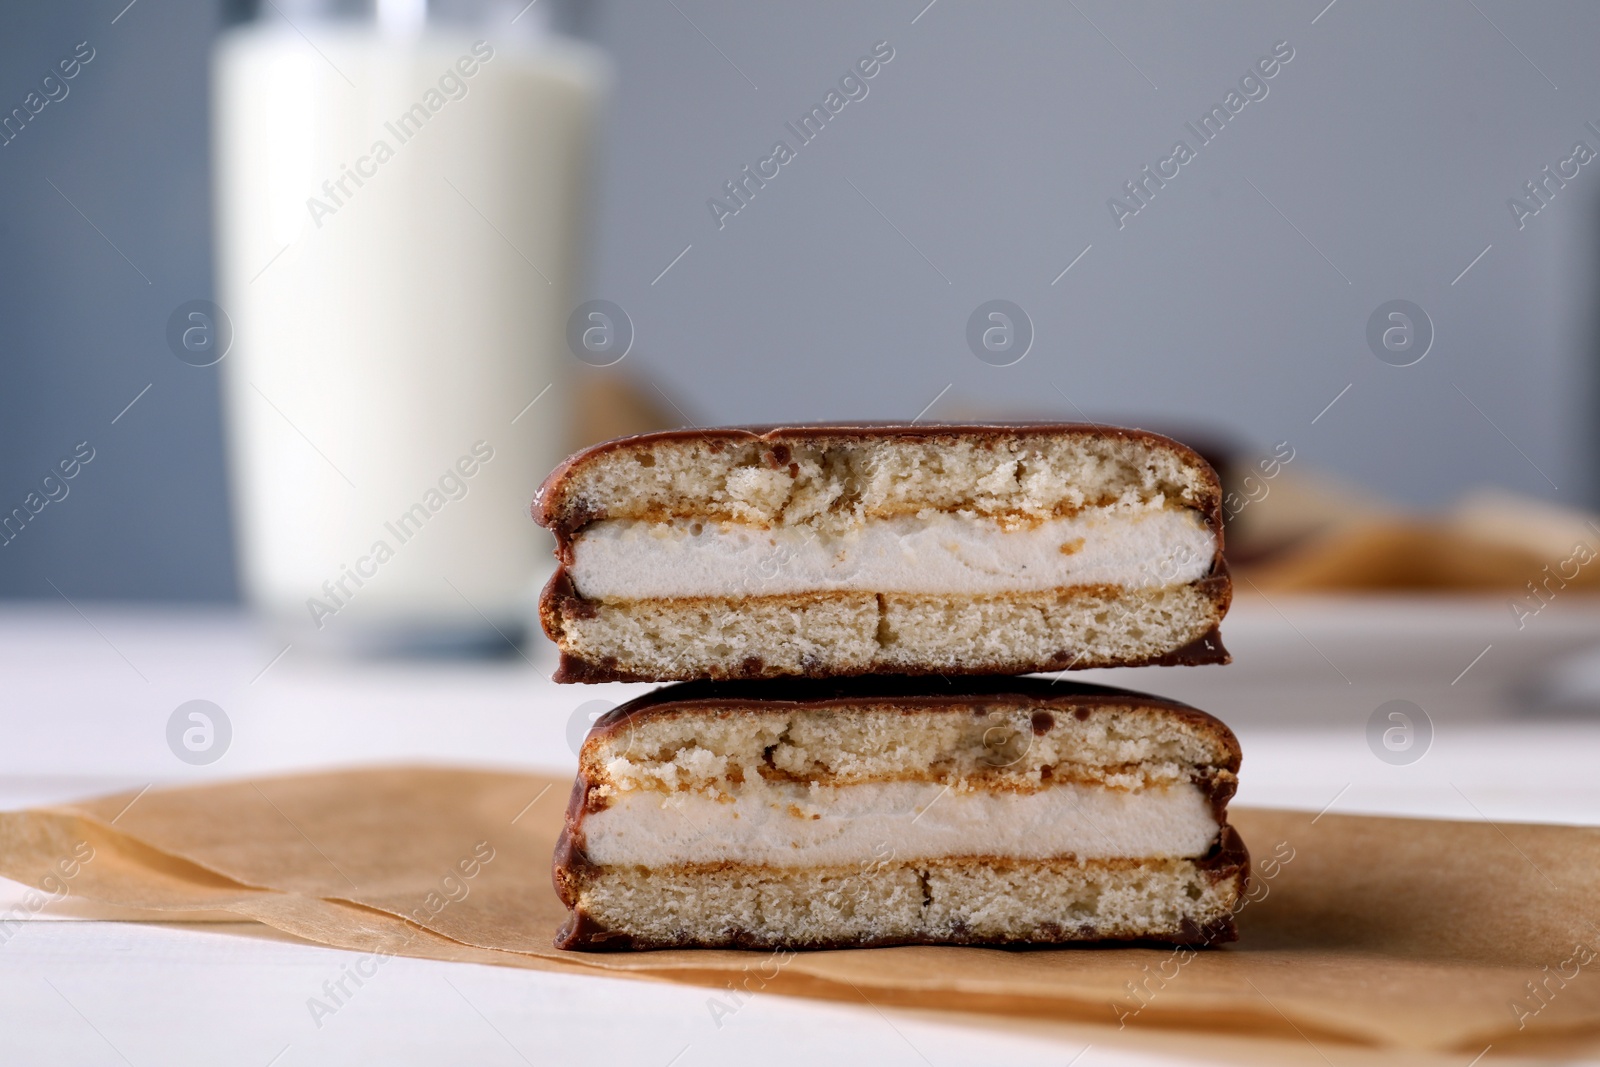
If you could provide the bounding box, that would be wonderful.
[554,677,1248,950]
[534,423,1231,682]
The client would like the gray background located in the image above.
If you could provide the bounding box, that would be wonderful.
[3,0,1598,601]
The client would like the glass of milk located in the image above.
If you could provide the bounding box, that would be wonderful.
[212,0,604,652]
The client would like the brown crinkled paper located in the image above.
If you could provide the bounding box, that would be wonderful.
[3,766,1599,1053]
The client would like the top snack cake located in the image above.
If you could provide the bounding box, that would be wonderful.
[534,423,1231,682]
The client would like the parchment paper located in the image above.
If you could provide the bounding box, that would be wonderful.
[4,766,1598,1052]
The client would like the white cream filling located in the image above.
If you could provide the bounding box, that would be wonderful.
[569,508,1214,599]
[582,780,1219,868]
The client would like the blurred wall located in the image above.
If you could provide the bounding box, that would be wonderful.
[2,0,1598,600]
[582,0,1600,510]
[0,0,231,600]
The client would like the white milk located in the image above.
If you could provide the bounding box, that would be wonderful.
[212,21,603,644]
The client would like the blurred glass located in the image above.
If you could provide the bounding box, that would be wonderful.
[212,0,605,651]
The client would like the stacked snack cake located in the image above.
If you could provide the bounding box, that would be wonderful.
[536,424,1248,950]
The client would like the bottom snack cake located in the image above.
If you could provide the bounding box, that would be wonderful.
[554,678,1248,950]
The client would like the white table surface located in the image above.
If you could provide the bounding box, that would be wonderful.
[3,595,1599,1066]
